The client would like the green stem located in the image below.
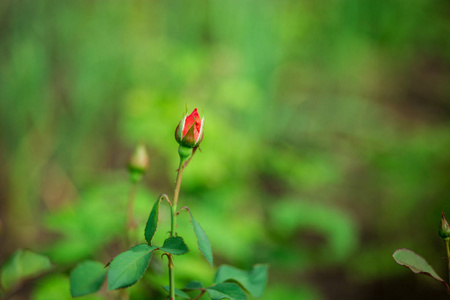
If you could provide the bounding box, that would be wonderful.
[180,146,198,170]
[126,181,138,247]
[171,205,177,237]
[170,159,186,237]
[169,157,187,300]
[168,255,175,300]
[445,239,450,284]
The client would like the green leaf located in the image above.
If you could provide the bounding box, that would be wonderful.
[107,244,156,290]
[160,236,189,255]
[144,197,161,245]
[393,248,450,292]
[162,286,191,299]
[206,283,246,300]
[214,264,268,298]
[70,260,107,297]
[183,280,203,290]
[0,249,52,291]
[185,209,214,267]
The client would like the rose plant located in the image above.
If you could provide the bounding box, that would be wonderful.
[67,108,268,300]
[393,211,450,296]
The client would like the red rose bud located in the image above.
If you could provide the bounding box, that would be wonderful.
[175,108,204,148]
[128,143,149,183]
[439,211,450,239]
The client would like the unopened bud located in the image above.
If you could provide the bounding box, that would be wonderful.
[128,144,149,183]
[175,108,204,148]
[439,211,450,239]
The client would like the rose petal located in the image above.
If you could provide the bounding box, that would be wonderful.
[182,109,200,137]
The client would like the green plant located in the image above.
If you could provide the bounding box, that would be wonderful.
[393,211,450,296]
[0,108,268,300]
[67,108,268,299]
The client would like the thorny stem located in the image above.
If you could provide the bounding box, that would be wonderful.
[171,159,186,237]
[168,157,187,300]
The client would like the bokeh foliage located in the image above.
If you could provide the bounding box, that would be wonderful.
[1,0,450,299]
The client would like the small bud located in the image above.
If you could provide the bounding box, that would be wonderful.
[439,211,450,239]
[128,143,149,183]
[175,108,204,148]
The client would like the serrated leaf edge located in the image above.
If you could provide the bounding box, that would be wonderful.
[107,246,155,290]
[182,207,214,268]
[160,236,189,255]
[144,197,161,245]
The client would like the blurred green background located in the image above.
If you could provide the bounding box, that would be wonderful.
[1,0,450,299]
